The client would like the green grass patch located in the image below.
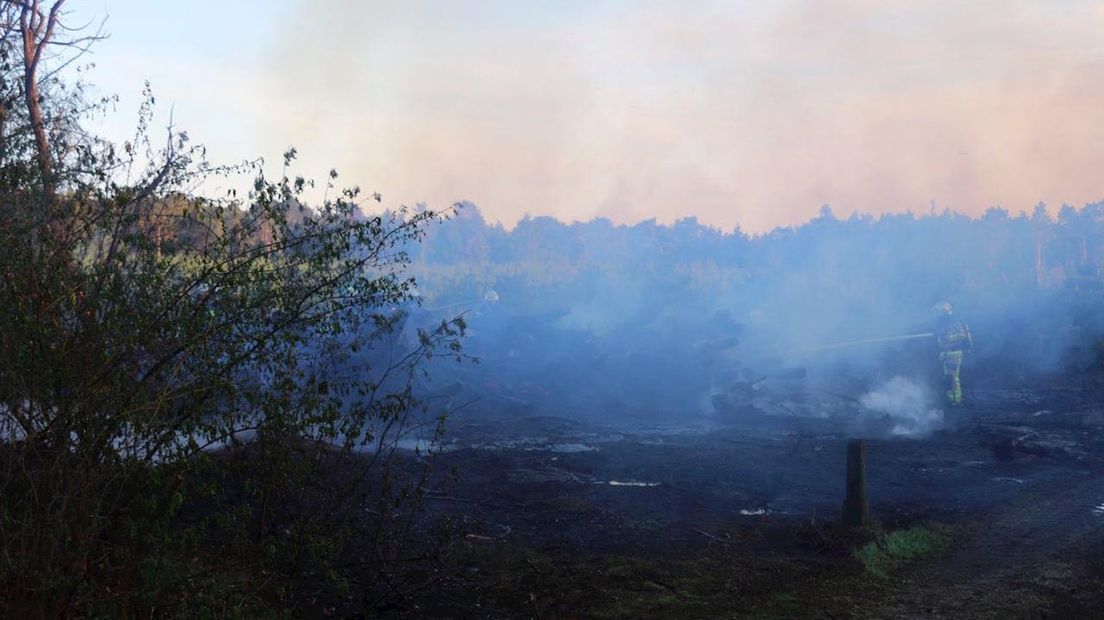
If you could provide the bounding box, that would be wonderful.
[854,524,950,578]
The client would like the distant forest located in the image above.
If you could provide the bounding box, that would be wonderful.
[417,201,1104,303]
[400,201,1104,422]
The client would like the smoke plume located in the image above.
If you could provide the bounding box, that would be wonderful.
[860,377,943,438]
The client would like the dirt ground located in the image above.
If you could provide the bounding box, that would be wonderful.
[397,382,1104,618]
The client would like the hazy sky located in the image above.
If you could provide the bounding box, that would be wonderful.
[80,1,1104,232]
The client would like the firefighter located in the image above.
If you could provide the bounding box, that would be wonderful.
[932,301,972,405]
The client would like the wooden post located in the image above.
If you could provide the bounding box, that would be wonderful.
[842,439,868,527]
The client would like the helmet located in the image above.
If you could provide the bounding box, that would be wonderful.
[932,301,953,316]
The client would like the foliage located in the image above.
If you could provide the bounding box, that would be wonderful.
[0,2,464,615]
[405,198,1104,423]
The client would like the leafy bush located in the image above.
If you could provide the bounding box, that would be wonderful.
[0,2,463,615]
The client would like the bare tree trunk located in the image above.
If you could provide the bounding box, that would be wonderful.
[0,99,6,158]
[18,0,63,192]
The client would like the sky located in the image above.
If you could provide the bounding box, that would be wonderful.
[73,0,1104,232]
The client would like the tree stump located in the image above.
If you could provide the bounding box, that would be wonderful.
[842,439,868,527]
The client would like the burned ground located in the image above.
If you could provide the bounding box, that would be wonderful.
[377,378,1104,618]
[368,203,1104,616]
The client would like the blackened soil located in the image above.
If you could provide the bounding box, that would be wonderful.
[858,469,1104,619]
[406,385,1104,617]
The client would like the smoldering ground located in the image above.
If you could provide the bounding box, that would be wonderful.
[859,376,943,438]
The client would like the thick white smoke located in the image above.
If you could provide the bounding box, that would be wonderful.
[859,376,944,438]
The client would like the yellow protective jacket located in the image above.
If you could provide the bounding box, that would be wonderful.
[936,316,972,353]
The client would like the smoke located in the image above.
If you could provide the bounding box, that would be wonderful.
[263,0,1104,233]
[859,376,943,438]
[392,201,1104,434]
